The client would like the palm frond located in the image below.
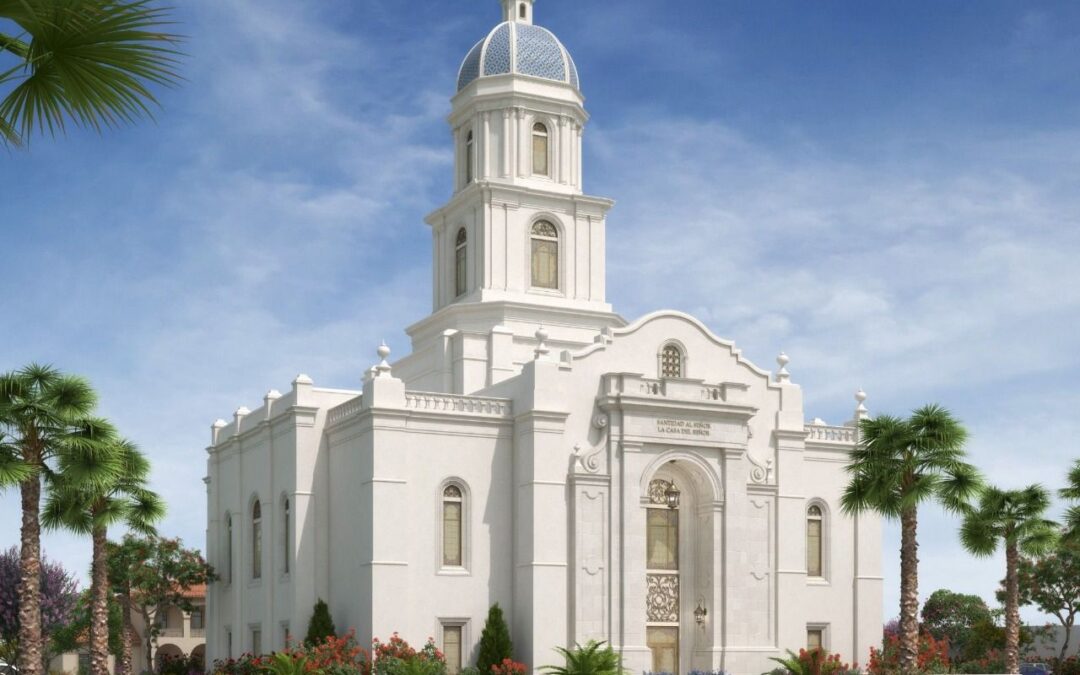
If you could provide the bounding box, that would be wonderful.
[0,445,35,486]
[126,486,164,533]
[1018,519,1058,556]
[1062,459,1080,501]
[57,417,122,486]
[960,509,999,557]
[0,0,183,145]
[961,484,1057,559]
[41,485,94,534]
[936,462,984,514]
[910,403,969,452]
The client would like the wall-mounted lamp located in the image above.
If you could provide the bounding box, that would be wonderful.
[694,602,707,625]
[664,482,681,510]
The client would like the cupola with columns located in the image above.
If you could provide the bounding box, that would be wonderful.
[399,0,622,395]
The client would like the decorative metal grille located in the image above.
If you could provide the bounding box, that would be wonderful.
[532,220,557,237]
[646,573,679,622]
[661,345,683,378]
[648,479,673,506]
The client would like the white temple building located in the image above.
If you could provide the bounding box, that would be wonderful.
[203,2,883,673]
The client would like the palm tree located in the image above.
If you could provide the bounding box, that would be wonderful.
[0,0,182,147]
[840,404,982,672]
[0,364,120,675]
[960,485,1057,674]
[1062,459,1080,542]
[43,439,164,675]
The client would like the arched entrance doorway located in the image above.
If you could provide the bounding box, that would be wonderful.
[154,643,184,672]
[190,644,206,671]
[642,455,719,674]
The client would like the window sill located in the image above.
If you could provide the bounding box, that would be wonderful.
[437,567,471,577]
[247,579,263,589]
[527,287,564,298]
[806,577,830,586]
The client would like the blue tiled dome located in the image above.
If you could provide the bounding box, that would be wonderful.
[457,21,580,92]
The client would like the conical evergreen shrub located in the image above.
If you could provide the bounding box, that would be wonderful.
[476,603,513,673]
[304,598,337,646]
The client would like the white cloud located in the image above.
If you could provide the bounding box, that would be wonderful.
[2,0,1078,634]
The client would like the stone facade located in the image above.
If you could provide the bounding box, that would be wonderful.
[204,2,882,673]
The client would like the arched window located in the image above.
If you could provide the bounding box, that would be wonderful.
[225,513,233,584]
[530,220,559,290]
[519,3,527,19]
[807,504,823,578]
[282,497,290,575]
[660,344,684,379]
[455,228,467,297]
[532,123,549,176]
[442,484,464,567]
[252,500,262,580]
[465,130,474,184]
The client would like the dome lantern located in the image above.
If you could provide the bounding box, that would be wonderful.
[501,0,534,24]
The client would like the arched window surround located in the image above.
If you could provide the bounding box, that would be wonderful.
[806,499,830,583]
[436,478,471,575]
[280,493,291,578]
[250,495,263,582]
[454,227,468,298]
[527,215,564,294]
[657,340,688,380]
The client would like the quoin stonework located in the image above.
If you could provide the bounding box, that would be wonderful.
[203,1,883,673]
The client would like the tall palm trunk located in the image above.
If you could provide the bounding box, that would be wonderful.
[18,471,43,675]
[1004,541,1021,674]
[118,591,134,675]
[90,524,110,675]
[898,507,920,672]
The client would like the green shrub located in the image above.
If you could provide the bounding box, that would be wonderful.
[476,604,513,674]
[371,633,445,675]
[540,640,625,675]
[305,599,337,647]
[1051,657,1080,675]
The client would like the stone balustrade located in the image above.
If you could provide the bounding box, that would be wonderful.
[327,396,364,425]
[804,424,856,444]
[404,392,513,417]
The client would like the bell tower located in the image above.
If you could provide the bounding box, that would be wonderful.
[400,0,622,394]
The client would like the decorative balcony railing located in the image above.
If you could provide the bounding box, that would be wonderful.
[326,397,363,425]
[637,377,727,401]
[804,424,856,444]
[404,392,512,417]
[628,376,755,405]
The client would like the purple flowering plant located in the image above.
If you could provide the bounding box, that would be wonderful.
[0,545,80,644]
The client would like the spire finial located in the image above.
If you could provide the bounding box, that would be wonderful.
[375,341,392,377]
[534,326,550,360]
[775,351,791,383]
[501,0,534,24]
[855,388,869,419]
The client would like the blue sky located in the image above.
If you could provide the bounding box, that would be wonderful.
[2,0,1080,633]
